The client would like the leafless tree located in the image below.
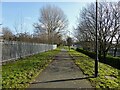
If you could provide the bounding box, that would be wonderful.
[67,37,73,50]
[2,27,13,41]
[34,5,68,44]
[76,1,120,60]
[112,2,120,57]
[76,3,96,51]
[13,14,30,42]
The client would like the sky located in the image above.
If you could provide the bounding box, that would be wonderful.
[1,0,120,2]
[1,0,120,37]
[0,2,2,35]
[2,2,90,37]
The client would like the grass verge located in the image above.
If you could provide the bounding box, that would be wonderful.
[2,48,60,88]
[0,66,1,89]
[68,49,120,88]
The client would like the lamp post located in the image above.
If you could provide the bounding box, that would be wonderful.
[95,0,99,77]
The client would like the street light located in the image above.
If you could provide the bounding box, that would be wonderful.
[95,0,99,77]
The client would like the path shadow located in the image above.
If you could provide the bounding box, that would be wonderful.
[30,76,94,84]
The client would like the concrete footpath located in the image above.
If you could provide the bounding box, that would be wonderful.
[29,49,93,88]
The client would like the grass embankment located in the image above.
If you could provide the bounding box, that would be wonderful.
[0,66,2,89]
[76,48,120,69]
[68,49,120,88]
[2,48,60,88]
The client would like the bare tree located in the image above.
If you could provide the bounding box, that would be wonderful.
[76,3,96,51]
[34,5,68,44]
[2,27,13,41]
[13,14,30,42]
[67,37,73,50]
[76,1,120,61]
[112,2,120,57]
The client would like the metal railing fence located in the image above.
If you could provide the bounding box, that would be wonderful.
[1,40,57,62]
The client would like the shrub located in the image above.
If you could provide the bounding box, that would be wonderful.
[76,48,120,69]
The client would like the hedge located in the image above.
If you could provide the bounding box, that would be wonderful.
[76,48,120,69]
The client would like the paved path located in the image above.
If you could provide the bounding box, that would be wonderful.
[29,49,93,88]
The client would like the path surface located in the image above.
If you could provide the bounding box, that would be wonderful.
[29,49,93,88]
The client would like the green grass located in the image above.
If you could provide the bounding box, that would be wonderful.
[0,66,2,89]
[2,48,60,88]
[68,49,120,88]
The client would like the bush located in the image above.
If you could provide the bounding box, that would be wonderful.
[102,56,120,69]
[76,48,96,58]
[76,48,120,69]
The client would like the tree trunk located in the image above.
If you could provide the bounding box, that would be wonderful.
[99,44,102,60]
[113,36,119,57]
[113,47,117,57]
[103,51,107,63]
[69,46,70,50]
